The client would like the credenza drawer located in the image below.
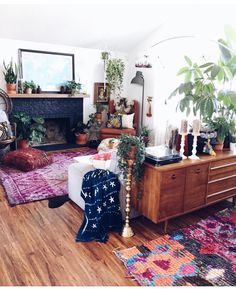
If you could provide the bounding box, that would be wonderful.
[186,164,209,185]
[210,157,236,170]
[160,169,185,189]
[207,188,236,204]
[208,175,236,196]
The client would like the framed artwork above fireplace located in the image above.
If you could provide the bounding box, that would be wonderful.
[18,49,75,93]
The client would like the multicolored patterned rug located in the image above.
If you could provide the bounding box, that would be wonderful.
[0,147,96,206]
[115,207,236,286]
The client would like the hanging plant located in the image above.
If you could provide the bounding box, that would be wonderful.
[106,58,125,98]
[117,134,145,182]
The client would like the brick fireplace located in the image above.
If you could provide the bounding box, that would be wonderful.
[10,97,83,146]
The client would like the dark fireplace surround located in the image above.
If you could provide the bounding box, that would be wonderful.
[10,98,83,145]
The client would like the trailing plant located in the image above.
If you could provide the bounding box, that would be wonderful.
[138,126,151,146]
[3,59,18,84]
[117,134,145,182]
[169,37,236,119]
[106,58,125,98]
[101,51,110,61]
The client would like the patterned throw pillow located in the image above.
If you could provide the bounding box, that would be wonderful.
[0,121,13,141]
[106,114,122,128]
[4,147,52,172]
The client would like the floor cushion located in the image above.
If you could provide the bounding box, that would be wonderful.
[4,147,52,172]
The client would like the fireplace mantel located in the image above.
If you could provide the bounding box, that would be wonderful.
[9,93,89,99]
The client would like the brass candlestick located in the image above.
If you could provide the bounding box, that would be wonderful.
[121,159,134,238]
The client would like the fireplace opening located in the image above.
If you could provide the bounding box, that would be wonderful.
[36,117,70,146]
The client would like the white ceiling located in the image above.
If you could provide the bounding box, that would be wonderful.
[0,3,236,52]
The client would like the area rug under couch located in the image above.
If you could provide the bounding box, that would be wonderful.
[0,147,96,206]
[115,207,236,286]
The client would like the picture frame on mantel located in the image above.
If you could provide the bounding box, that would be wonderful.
[18,49,75,93]
[94,82,109,104]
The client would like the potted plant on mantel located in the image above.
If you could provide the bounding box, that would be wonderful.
[3,59,18,94]
[65,80,81,96]
[95,102,106,122]
[13,112,46,148]
[117,134,145,182]
[71,121,88,145]
[23,80,36,94]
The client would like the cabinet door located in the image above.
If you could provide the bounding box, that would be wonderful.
[159,169,186,220]
[184,164,209,211]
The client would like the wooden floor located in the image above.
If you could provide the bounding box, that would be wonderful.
[0,185,232,286]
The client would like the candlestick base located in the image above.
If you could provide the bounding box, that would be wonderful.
[121,225,134,238]
[188,155,199,160]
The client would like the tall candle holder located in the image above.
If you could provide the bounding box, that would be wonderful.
[189,119,201,160]
[189,134,200,159]
[180,133,187,159]
[179,119,188,160]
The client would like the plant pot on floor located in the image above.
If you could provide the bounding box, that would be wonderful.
[6,83,16,94]
[75,133,88,145]
[17,139,29,149]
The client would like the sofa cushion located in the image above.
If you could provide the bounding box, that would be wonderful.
[121,113,134,129]
[4,147,52,172]
[106,114,122,128]
[0,121,13,141]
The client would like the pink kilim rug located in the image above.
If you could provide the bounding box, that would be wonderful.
[0,148,96,206]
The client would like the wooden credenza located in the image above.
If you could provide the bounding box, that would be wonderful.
[135,151,236,225]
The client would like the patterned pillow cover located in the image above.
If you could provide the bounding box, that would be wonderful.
[4,147,52,172]
[106,114,122,128]
[0,121,13,141]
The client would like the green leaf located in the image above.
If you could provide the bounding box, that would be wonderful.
[217,67,224,82]
[199,62,214,68]
[218,38,232,63]
[184,55,192,66]
[177,67,189,76]
[223,66,233,80]
[211,64,221,78]
[168,87,179,99]
[185,71,192,82]
[204,66,213,74]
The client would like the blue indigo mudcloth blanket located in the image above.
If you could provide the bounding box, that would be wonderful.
[76,169,122,243]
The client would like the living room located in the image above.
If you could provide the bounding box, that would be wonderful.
[0,1,236,287]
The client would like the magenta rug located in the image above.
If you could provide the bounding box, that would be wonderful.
[0,148,96,206]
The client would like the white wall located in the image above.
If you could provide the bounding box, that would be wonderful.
[0,38,128,123]
[126,21,234,145]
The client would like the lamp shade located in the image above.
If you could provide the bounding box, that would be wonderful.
[131,71,144,86]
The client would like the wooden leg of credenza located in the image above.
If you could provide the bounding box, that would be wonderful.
[233,196,236,207]
[163,220,168,234]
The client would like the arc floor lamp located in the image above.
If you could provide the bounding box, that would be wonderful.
[131,71,144,127]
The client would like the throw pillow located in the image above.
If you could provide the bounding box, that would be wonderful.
[4,147,52,172]
[0,121,13,141]
[106,114,122,128]
[122,113,134,129]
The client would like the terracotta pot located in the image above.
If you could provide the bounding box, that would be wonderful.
[95,112,102,122]
[108,143,114,149]
[6,83,16,94]
[17,139,29,149]
[128,145,136,159]
[214,141,224,151]
[75,133,87,145]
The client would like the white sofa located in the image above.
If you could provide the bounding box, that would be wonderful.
[68,154,139,218]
